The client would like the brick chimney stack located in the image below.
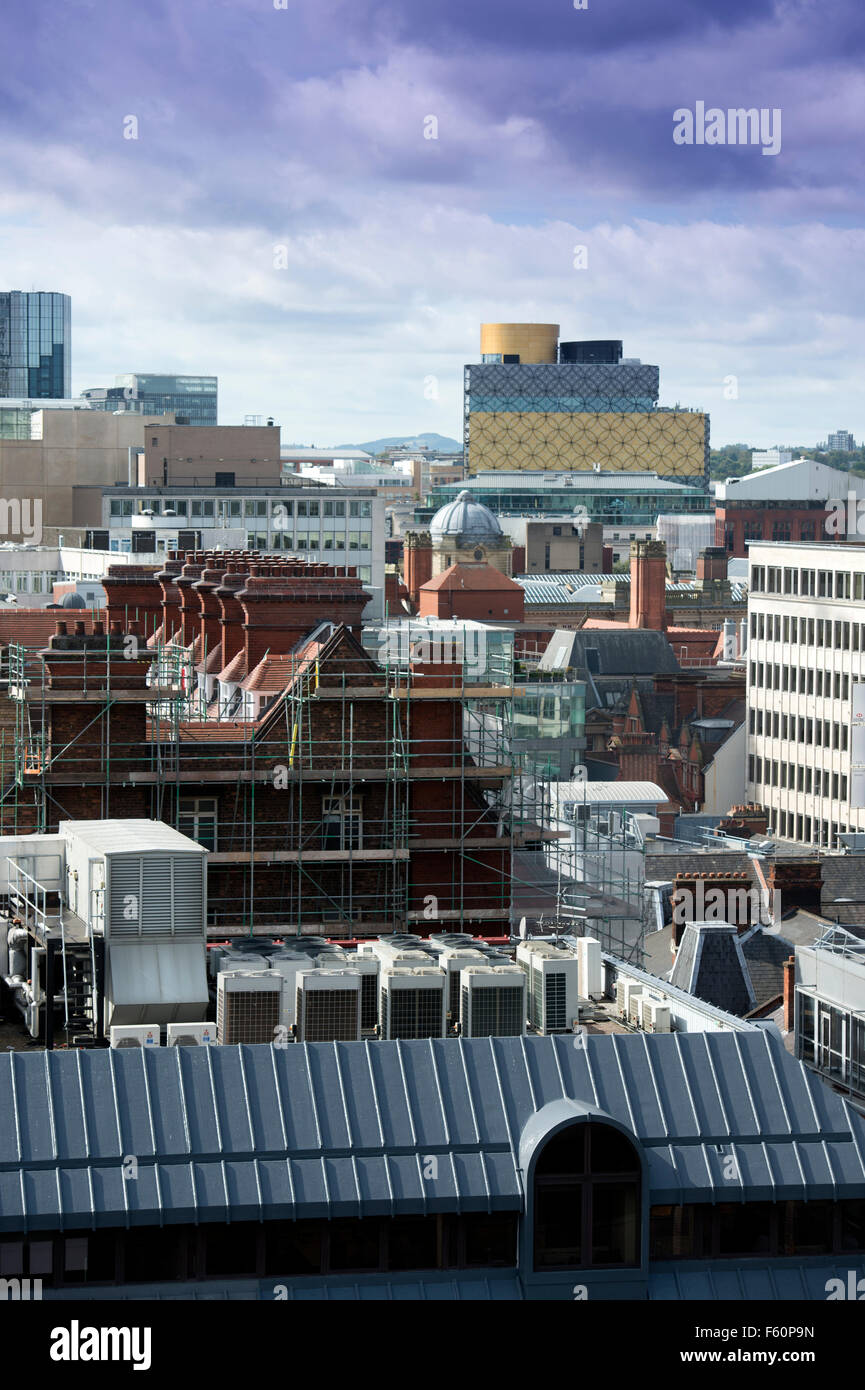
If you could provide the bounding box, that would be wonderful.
[238,569,370,672]
[175,557,206,648]
[101,565,164,639]
[629,540,670,631]
[696,547,728,583]
[154,555,186,643]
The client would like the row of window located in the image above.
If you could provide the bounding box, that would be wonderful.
[0,1213,518,1287]
[752,565,862,600]
[110,498,374,519]
[649,1200,865,1261]
[749,755,848,801]
[749,708,849,752]
[746,807,850,849]
[751,661,850,701]
[751,609,865,652]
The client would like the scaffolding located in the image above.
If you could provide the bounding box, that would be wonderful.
[0,624,534,938]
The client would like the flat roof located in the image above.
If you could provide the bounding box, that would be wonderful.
[61,819,206,856]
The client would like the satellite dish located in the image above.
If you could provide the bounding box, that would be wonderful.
[518,916,527,939]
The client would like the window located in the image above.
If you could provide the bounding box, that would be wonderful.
[322,795,362,850]
[178,797,218,851]
[533,1122,641,1271]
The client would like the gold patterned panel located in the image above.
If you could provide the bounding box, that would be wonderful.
[466,410,707,478]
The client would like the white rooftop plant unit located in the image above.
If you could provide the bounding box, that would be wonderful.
[616,977,644,1021]
[575,936,602,999]
[642,999,671,1034]
[166,1021,217,1046]
[60,820,209,1029]
[460,965,526,1038]
[517,941,580,1034]
[217,971,283,1045]
[295,968,362,1042]
[380,965,447,1040]
[110,1024,161,1048]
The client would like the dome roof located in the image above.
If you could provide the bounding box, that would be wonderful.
[60,591,88,609]
[430,489,503,543]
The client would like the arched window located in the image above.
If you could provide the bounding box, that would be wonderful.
[533,1122,641,1270]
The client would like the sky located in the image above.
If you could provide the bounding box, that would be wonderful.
[2,0,864,447]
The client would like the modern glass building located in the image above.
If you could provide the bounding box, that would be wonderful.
[465,327,708,483]
[0,291,71,398]
[425,471,712,526]
[82,374,217,426]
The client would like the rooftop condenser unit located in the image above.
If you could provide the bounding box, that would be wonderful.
[380,967,446,1040]
[295,969,362,1042]
[460,965,526,1038]
[217,971,283,1045]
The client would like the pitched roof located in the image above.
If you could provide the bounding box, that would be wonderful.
[420,563,522,593]
[0,609,98,649]
[1,1032,863,1234]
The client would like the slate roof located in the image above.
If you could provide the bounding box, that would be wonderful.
[670,923,756,1015]
[2,1032,865,1235]
[536,629,680,677]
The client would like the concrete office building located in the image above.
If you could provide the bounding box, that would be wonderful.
[85,482,387,619]
[746,540,865,850]
[497,515,605,574]
[0,291,71,398]
[465,326,708,482]
[0,408,176,531]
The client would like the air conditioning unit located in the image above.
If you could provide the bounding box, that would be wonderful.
[110,1024,161,1048]
[517,941,579,1034]
[217,971,283,1045]
[166,1021,217,1046]
[460,965,526,1038]
[295,969,362,1042]
[216,951,271,975]
[642,999,671,1033]
[627,988,645,1026]
[380,966,446,1040]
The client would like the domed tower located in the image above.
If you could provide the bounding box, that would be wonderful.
[428,489,512,578]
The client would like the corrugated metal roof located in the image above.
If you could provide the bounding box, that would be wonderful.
[552,780,668,805]
[1,1034,864,1233]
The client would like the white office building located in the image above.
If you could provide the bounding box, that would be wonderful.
[746,540,865,849]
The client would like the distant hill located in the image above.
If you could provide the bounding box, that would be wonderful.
[336,432,462,454]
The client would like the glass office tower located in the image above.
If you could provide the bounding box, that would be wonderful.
[81,374,218,426]
[0,292,71,398]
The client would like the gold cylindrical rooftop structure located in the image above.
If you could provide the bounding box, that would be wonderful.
[480,323,559,364]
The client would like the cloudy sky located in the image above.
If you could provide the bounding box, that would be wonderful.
[3,0,864,446]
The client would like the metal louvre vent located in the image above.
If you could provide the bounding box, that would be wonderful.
[109,858,142,937]
[170,856,205,936]
[108,853,204,939]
